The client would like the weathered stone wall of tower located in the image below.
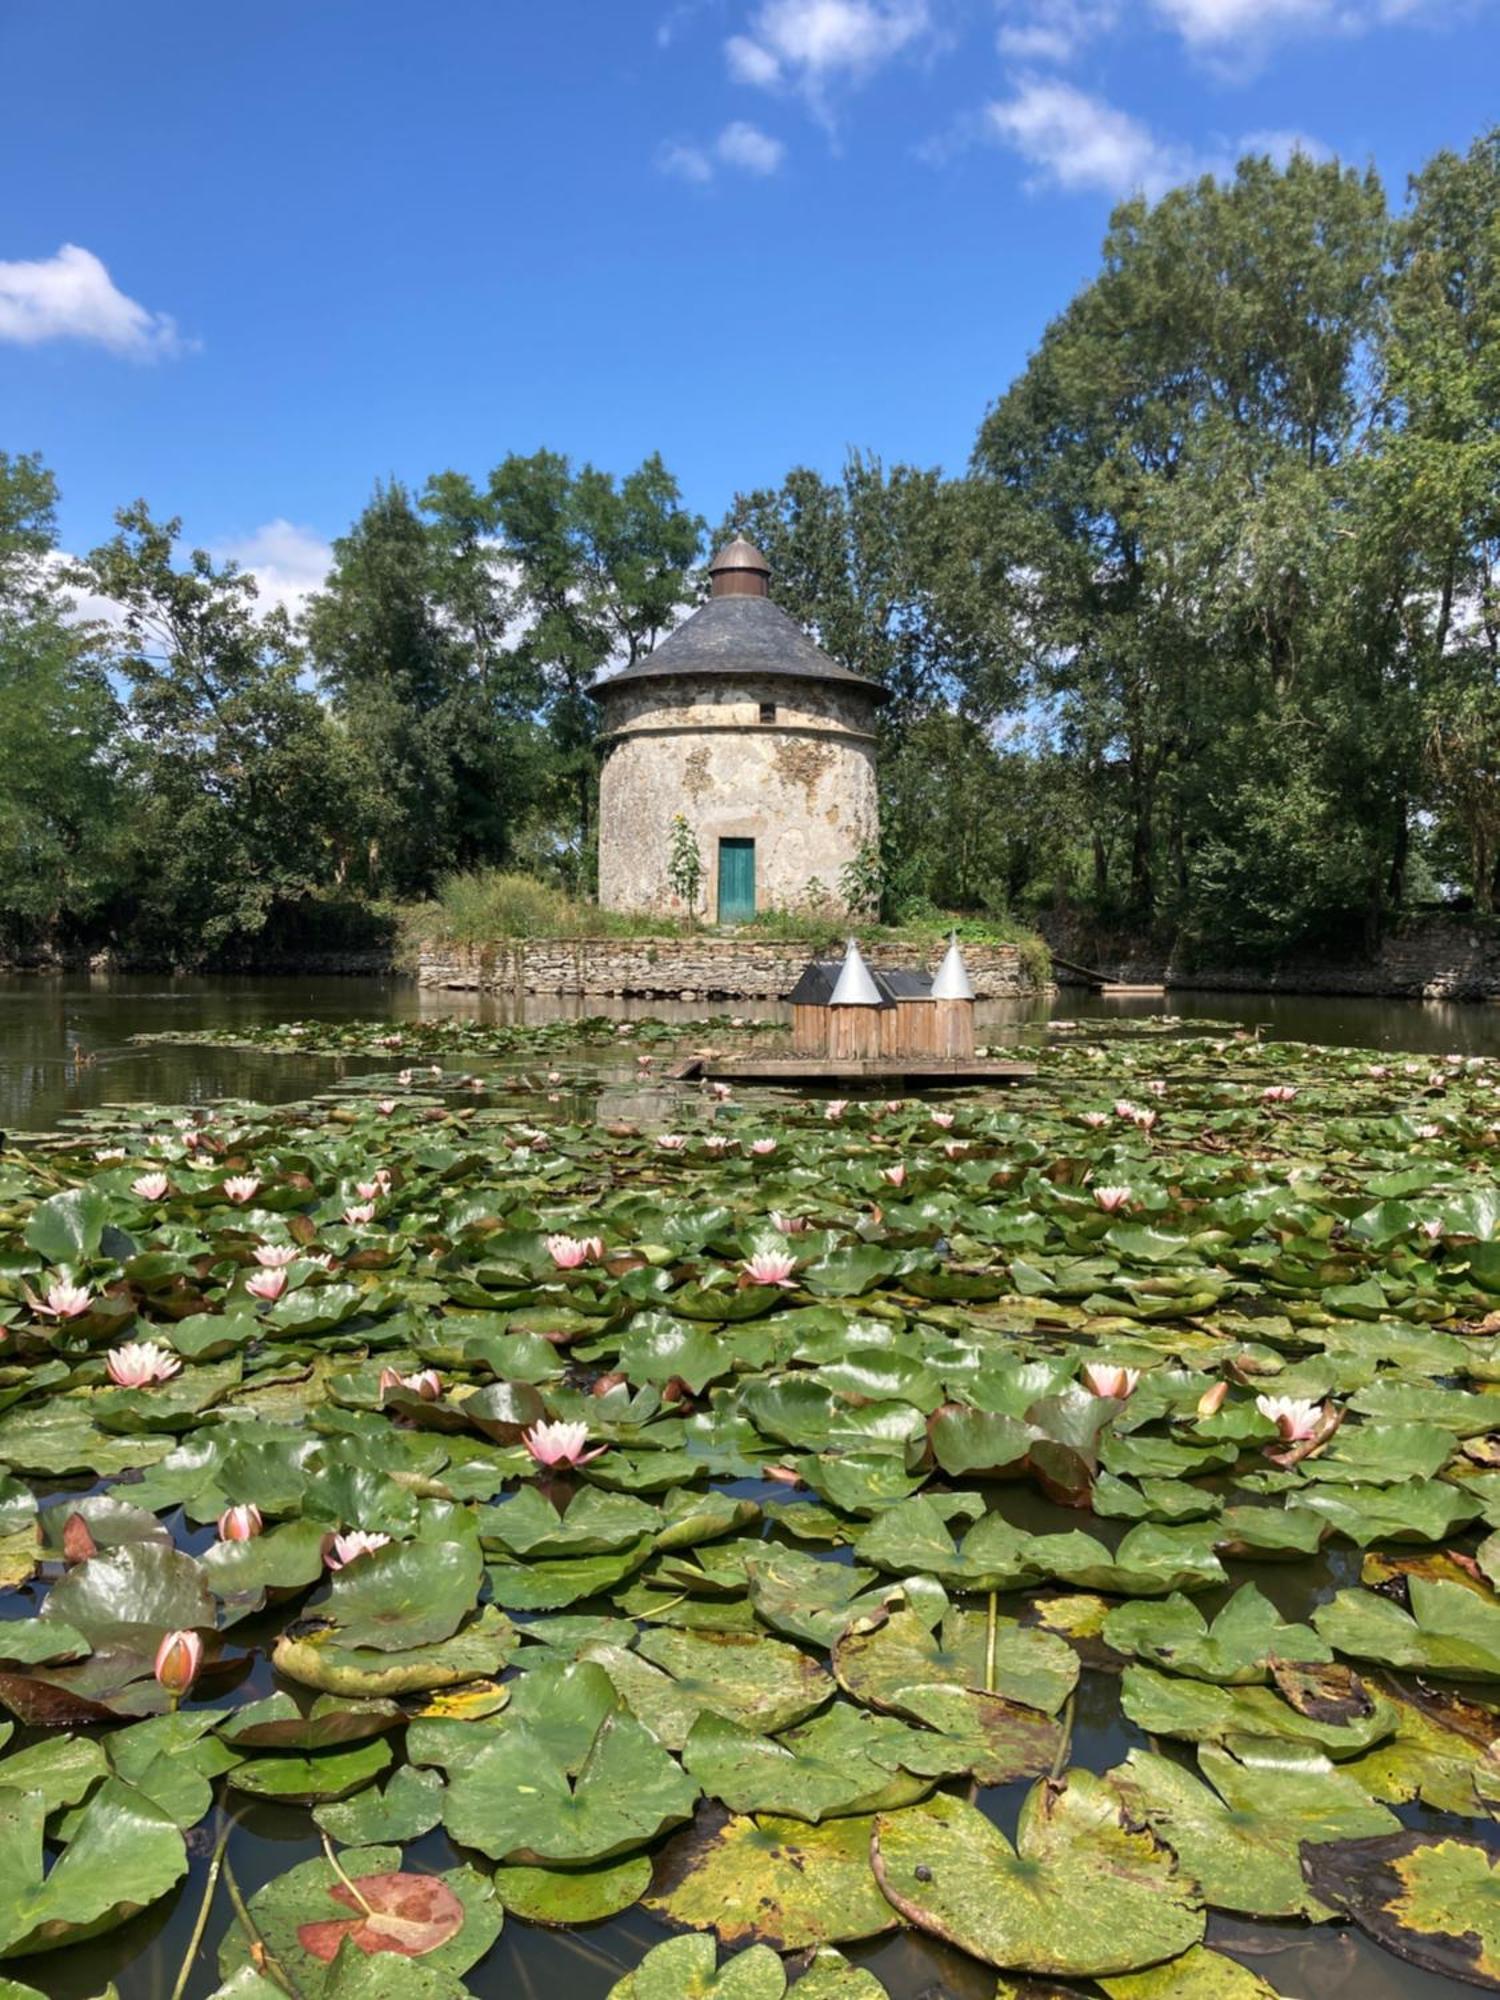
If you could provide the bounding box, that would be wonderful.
[597,675,880,917]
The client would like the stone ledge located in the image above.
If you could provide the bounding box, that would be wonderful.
[416,935,1044,1001]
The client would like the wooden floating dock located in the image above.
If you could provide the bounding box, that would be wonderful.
[670,1056,1037,1087]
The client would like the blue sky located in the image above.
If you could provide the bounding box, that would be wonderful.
[2,0,1494,612]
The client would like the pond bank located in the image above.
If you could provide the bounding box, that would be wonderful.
[1040,910,1500,1002]
[414,935,1047,1001]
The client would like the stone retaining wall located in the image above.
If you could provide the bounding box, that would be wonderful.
[417,935,1041,1001]
[1039,913,1500,1001]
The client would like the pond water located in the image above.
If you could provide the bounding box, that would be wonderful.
[6,972,1500,1137]
[3,975,1500,2000]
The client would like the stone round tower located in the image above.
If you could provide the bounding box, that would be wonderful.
[595,538,883,920]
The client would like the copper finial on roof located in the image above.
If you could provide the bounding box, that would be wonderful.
[830,938,883,1007]
[931,931,975,1001]
[709,536,771,599]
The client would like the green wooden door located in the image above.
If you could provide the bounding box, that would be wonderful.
[717,838,756,923]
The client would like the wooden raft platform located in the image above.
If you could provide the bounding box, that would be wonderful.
[670,1056,1037,1087]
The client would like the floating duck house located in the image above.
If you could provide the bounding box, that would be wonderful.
[787,936,976,1062]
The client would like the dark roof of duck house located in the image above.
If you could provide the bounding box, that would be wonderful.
[595,537,887,702]
[785,961,933,1006]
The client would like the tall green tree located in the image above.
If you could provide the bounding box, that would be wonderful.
[484,450,702,888]
[973,152,1393,947]
[305,480,545,897]
[83,502,355,956]
[0,454,123,942]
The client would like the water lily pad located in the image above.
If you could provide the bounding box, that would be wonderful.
[216,1846,501,1995]
[583,1626,832,1750]
[682,1702,957,1820]
[1313,1578,1500,1678]
[218,1692,405,1751]
[273,1603,517,1696]
[322,1539,483,1653]
[0,1777,187,1957]
[315,1767,446,1845]
[1099,1946,1284,1998]
[492,1853,650,1925]
[1301,1832,1500,1990]
[832,1606,1069,1783]
[1106,1743,1398,1918]
[1120,1665,1396,1757]
[1101,1585,1330,1684]
[42,1542,214,1654]
[606,1933,786,1998]
[645,1803,899,1949]
[871,1779,1204,1977]
[440,1688,700,1872]
[227,1733,394,1803]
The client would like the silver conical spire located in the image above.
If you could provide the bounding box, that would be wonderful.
[931,931,975,1001]
[829,937,882,1007]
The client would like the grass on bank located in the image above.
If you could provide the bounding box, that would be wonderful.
[401,870,1052,983]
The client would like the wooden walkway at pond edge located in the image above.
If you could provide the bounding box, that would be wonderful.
[1051,951,1167,997]
[669,1055,1037,1087]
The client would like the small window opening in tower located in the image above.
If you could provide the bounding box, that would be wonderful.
[759,701,776,724]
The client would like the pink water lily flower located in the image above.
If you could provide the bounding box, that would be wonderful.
[1081,1111,1110,1128]
[711,1082,733,1101]
[356,1180,383,1200]
[943,1140,969,1158]
[656,1133,686,1152]
[825,1100,849,1122]
[397,1069,414,1085]
[1416,1122,1442,1140]
[523,1419,606,1468]
[255,1244,299,1268]
[1147,1080,1168,1097]
[546,1233,602,1269]
[1092,1185,1132,1213]
[31,1279,94,1320]
[931,1111,955,1129]
[380,1367,443,1401]
[1420,1218,1444,1241]
[636,1053,654,1070]
[1261,1085,1298,1104]
[882,1164,906,1187]
[222,1176,260,1204]
[1196,1380,1229,1417]
[326,1530,392,1570]
[131,1173,171,1201]
[106,1340,182,1387]
[1368,1064,1390,1080]
[1083,1362,1141,1399]
[306,1251,338,1271]
[246,1269,287,1303]
[343,1202,376,1226]
[1133,1107,1158,1131]
[770,1211,809,1235]
[547,1071,563,1085]
[1114,1100,1138,1120]
[153,1628,203,1698]
[376,1100,397,1116]
[743,1250,798,1287]
[703,1135,732,1153]
[217,1504,263,1542]
[750,1138,777,1156]
[1255,1393,1325,1441]
[95,1147,125,1163]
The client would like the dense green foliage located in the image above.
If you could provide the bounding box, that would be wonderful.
[2,127,1497,964]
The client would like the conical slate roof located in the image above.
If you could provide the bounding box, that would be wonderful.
[931,932,975,1001]
[595,541,885,701]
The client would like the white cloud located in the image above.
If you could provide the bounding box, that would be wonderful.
[715,120,787,173]
[0,244,189,360]
[1151,0,1480,64]
[985,76,1327,197]
[995,0,1117,61]
[727,31,785,81]
[659,139,716,182]
[659,121,788,183]
[987,77,1197,196]
[726,0,933,106]
[212,520,333,623]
